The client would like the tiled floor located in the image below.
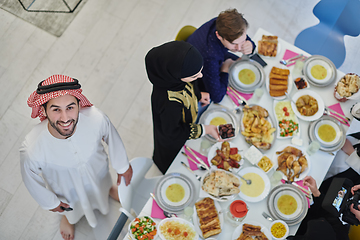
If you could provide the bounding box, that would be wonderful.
[0,0,359,239]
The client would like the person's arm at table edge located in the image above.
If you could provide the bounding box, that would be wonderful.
[202,58,228,103]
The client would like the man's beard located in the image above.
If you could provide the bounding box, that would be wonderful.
[48,118,78,137]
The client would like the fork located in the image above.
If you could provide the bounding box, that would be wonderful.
[323,108,349,125]
[181,161,201,181]
[279,54,303,65]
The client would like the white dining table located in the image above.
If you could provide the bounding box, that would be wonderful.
[123,27,356,240]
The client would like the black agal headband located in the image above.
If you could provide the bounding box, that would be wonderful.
[36,79,81,94]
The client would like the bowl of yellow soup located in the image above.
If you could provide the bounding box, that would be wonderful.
[238,167,271,202]
[305,58,334,84]
[314,119,342,147]
[230,61,262,89]
[270,220,289,240]
[274,190,302,220]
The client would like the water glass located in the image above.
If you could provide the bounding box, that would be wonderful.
[183,206,194,222]
[250,88,264,103]
[200,138,212,155]
[306,141,321,155]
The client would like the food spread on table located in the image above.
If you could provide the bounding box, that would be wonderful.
[257,156,273,172]
[271,222,287,238]
[241,105,276,150]
[295,94,318,116]
[294,76,308,89]
[210,141,241,170]
[159,219,196,240]
[130,216,157,240]
[202,170,240,197]
[258,35,278,57]
[335,73,360,98]
[274,101,299,137]
[236,223,269,240]
[269,66,290,97]
[194,197,221,238]
[275,146,308,182]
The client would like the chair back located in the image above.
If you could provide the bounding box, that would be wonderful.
[175,25,197,41]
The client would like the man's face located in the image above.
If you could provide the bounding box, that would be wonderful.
[41,95,80,139]
[216,31,247,52]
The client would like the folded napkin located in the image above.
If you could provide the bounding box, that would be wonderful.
[328,103,350,127]
[282,49,300,67]
[151,199,166,219]
[183,146,209,171]
[227,87,253,106]
[281,179,311,208]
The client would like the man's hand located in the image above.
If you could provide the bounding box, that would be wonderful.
[241,40,253,55]
[50,202,70,213]
[303,176,321,197]
[220,59,235,73]
[341,138,355,156]
[350,203,360,221]
[199,92,210,106]
[117,165,133,186]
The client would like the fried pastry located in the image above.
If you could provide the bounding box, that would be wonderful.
[195,198,221,238]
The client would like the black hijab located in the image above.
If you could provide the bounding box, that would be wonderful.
[145,41,203,91]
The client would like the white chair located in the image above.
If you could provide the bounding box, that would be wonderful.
[107,157,162,240]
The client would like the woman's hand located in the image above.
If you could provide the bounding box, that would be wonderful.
[341,138,355,156]
[199,92,210,106]
[351,184,360,195]
[303,176,321,197]
[350,204,360,221]
[204,125,223,142]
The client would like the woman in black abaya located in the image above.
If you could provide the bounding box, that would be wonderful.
[145,41,220,174]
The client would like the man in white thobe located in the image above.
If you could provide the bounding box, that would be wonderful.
[20,75,133,240]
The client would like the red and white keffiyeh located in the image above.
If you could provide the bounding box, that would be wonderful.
[27,75,92,121]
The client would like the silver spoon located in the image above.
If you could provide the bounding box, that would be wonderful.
[150,193,176,218]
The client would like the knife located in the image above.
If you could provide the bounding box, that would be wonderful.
[228,87,248,106]
[185,146,210,171]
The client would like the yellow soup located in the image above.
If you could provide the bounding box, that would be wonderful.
[166,183,185,202]
[277,194,297,215]
[311,64,327,80]
[240,172,265,197]
[318,124,336,142]
[238,69,256,85]
[210,116,227,126]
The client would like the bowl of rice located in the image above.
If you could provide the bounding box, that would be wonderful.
[270,220,289,240]
[158,217,198,240]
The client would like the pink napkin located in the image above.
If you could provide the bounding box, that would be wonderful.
[151,199,166,219]
[328,103,350,126]
[281,179,311,208]
[282,49,300,67]
[183,146,209,171]
[227,87,253,106]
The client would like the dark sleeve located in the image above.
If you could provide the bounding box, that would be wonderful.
[202,57,228,103]
[159,101,203,145]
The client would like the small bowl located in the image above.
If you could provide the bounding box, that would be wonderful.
[256,155,274,173]
[128,216,158,240]
[270,220,289,240]
[218,123,236,140]
[293,75,309,90]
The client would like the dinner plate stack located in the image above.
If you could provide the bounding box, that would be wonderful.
[302,55,337,87]
[228,58,265,93]
[199,106,239,143]
[154,173,196,214]
[267,184,308,226]
[308,115,346,152]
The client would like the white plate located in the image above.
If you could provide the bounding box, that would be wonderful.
[270,220,289,240]
[207,142,245,171]
[306,58,333,84]
[231,62,261,89]
[128,216,158,240]
[274,189,304,220]
[273,100,300,139]
[160,178,191,207]
[290,89,325,121]
[314,119,342,147]
[158,217,198,240]
[193,198,224,239]
[231,220,272,240]
[266,64,293,100]
[200,169,240,202]
[237,167,271,202]
[273,144,311,182]
[258,42,282,58]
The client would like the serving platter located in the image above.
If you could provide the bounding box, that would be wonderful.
[257,41,282,58]
[302,55,337,87]
[154,173,196,213]
[192,198,224,239]
[267,184,308,226]
[273,144,311,182]
[158,217,198,240]
[273,99,300,139]
[231,220,272,240]
[290,89,325,121]
[237,167,271,202]
[207,142,245,171]
[228,58,265,93]
[266,64,293,100]
[308,115,346,152]
[199,106,239,143]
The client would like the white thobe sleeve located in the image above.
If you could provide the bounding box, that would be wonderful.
[345,151,360,175]
[101,113,130,174]
[20,145,60,210]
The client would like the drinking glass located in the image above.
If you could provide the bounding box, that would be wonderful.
[183,206,194,222]
[306,141,321,155]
